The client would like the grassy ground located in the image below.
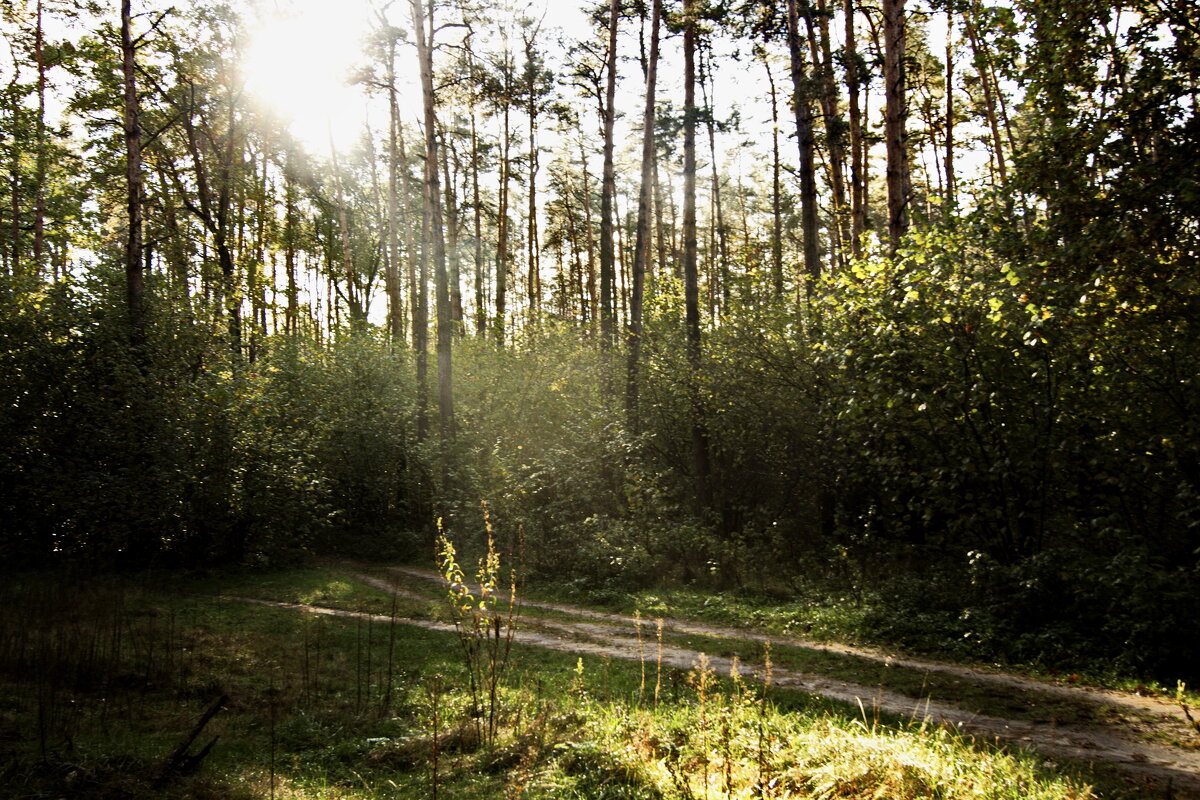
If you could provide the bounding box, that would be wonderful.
[0,567,1148,799]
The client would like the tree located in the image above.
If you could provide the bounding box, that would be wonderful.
[520,20,554,320]
[371,10,407,343]
[598,0,620,348]
[626,0,661,431]
[410,0,454,440]
[682,0,712,511]
[785,0,821,298]
[883,0,910,248]
[486,33,515,345]
[804,0,849,268]
[121,0,145,347]
[844,0,867,257]
[758,46,785,295]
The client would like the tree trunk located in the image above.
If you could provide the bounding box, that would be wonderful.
[33,0,46,275]
[411,0,454,441]
[8,120,19,277]
[700,46,729,314]
[155,167,188,297]
[386,36,406,343]
[441,132,464,330]
[785,0,821,300]
[844,0,866,257]
[215,100,242,358]
[963,5,1007,187]
[470,101,485,337]
[563,170,582,320]
[806,0,849,270]
[763,52,784,297]
[527,74,541,319]
[284,156,298,335]
[653,156,667,280]
[615,187,628,326]
[121,0,145,347]
[683,0,712,512]
[403,116,429,438]
[626,0,661,433]
[598,0,620,348]
[944,14,956,207]
[495,95,510,345]
[251,153,269,360]
[579,133,597,336]
[883,0,910,249]
[330,142,362,328]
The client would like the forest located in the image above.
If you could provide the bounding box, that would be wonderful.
[0,0,1198,797]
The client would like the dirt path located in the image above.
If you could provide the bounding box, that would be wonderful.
[229,570,1200,798]
[387,565,1194,730]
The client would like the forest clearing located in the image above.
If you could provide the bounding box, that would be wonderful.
[2,564,1198,798]
[1,0,1197,796]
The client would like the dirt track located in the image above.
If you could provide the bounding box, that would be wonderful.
[230,566,1200,797]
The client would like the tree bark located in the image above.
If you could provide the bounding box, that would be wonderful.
[121,0,145,347]
[626,0,661,433]
[470,99,485,337]
[962,5,1007,187]
[33,0,46,275]
[806,0,849,270]
[579,133,597,335]
[598,0,620,348]
[401,117,429,437]
[785,0,821,300]
[495,85,510,345]
[284,155,298,335]
[700,45,729,314]
[385,34,406,343]
[944,14,956,207]
[883,0,910,249]
[8,114,20,277]
[683,0,712,512]
[844,0,866,258]
[411,0,454,440]
[217,99,241,357]
[653,157,667,281]
[524,36,542,320]
[330,141,362,328]
[441,132,464,330]
[762,51,784,297]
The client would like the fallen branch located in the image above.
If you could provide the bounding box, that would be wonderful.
[153,694,228,787]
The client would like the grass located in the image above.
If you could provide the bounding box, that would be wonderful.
[0,566,1157,799]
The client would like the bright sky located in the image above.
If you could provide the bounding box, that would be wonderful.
[242,0,593,154]
[237,0,989,195]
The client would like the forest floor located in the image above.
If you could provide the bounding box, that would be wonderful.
[4,564,1193,799]
[229,562,1200,798]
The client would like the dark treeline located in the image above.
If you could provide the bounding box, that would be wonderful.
[1,0,1197,681]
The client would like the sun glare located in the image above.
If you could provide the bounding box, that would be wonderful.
[242,5,371,153]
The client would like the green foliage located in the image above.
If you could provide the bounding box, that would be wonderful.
[803,225,1200,678]
[0,274,420,568]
